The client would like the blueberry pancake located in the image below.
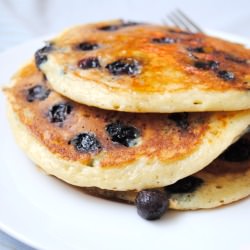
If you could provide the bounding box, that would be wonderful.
[37,19,250,113]
[83,133,250,211]
[4,62,250,191]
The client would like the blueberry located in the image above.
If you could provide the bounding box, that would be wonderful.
[135,190,169,220]
[98,21,139,31]
[219,138,250,162]
[77,42,99,51]
[224,54,246,64]
[70,133,102,153]
[106,121,140,147]
[35,44,52,68]
[98,25,120,31]
[78,57,101,69]
[168,113,189,130]
[187,47,205,53]
[217,70,235,81]
[26,85,50,102]
[165,176,203,193]
[48,103,72,123]
[151,37,177,44]
[121,21,141,27]
[106,58,140,76]
[194,60,220,70]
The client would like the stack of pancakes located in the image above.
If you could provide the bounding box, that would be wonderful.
[4,20,250,220]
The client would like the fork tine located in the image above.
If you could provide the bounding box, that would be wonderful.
[164,9,204,34]
[176,9,203,33]
[171,11,193,32]
[167,14,181,29]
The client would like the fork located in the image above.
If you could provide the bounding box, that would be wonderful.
[164,9,203,33]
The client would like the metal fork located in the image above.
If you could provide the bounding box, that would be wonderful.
[165,9,203,33]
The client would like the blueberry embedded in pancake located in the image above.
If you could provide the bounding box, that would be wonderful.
[205,133,250,175]
[70,133,102,153]
[26,84,51,102]
[186,47,206,53]
[97,20,141,31]
[77,42,99,51]
[105,121,140,147]
[78,57,101,69]
[38,19,250,112]
[168,113,189,130]
[164,176,203,193]
[193,60,220,70]
[4,61,250,191]
[219,135,250,162]
[151,37,178,44]
[105,58,141,76]
[48,102,72,124]
[35,43,53,68]
[217,70,235,81]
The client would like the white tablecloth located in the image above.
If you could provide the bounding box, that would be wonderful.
[0,0,249,249]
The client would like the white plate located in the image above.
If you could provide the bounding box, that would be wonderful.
[0,30,250,250]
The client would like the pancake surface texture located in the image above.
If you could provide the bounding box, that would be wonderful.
[5,62,250,191]
[38,20,250,112]
[84,133,250,210]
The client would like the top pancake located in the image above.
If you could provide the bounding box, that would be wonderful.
[38,19,250,112]
[4,62,250,190]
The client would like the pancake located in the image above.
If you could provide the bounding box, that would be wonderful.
[83,133,250,210]
[37,19,250,113]
[4,62,250,191]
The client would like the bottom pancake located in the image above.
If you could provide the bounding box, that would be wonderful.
[82,134,250,210]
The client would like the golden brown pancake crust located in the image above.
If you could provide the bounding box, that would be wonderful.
[4,62,215,167]
[48,20,250,93]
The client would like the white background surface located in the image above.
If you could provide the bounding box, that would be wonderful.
[0,0,250,249]
[1,0,250,51]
